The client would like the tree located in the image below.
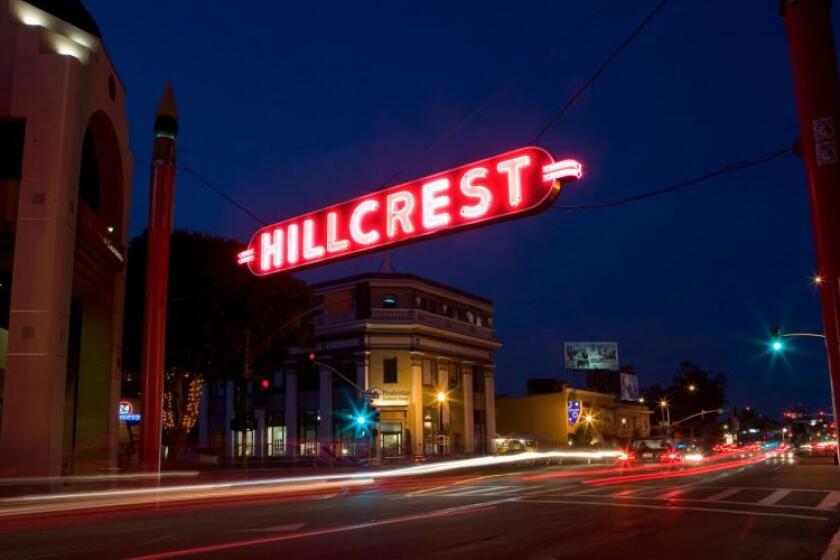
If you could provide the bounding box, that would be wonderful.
[123,231,313,459]
[641,362,727,447]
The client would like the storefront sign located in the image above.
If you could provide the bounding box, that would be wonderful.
[371,388,411,407]
[568,400,581,425]
[238,147,582,275]
[118,400,140,423]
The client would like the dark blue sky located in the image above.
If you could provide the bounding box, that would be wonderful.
[86,0,836,416]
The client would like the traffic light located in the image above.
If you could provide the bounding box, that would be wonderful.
[770,326,784,352]
[260,378,270,390]
[356,415,367,426]
[308,352,316,362]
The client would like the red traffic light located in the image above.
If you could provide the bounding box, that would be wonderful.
[260,378,270,390]
[308,352,316,361]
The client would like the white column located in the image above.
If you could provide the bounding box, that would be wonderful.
[355,351,370,390]
[224,380,235,458]
[318,366,333,451]
[484,367,497,453]
[284,372,298,457]
[198,382,209,448]
[254,409,265,457]
[410,352,424,457]
[462,365,475,454]
[438,359,449,432]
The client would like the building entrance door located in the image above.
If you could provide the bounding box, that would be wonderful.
[379,422,403,457]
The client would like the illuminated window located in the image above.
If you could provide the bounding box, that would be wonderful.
[466,311,474,324]
[383,357,398,384]
[382,295,397,308]
[476,315,483,327]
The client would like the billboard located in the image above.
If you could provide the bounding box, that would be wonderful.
[564,342,619,371]
[620,372,640,402]
[238,146,582,275]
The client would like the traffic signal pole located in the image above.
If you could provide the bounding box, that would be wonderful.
[781,0,840,466]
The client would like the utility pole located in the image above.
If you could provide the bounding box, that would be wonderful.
[781,0,840,467]
[139,84,178,472]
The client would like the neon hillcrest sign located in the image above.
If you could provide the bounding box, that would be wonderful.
[238,146,582,275]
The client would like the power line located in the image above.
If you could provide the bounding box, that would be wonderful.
[373,0,618,189]
[551,147,793,211]
[177,164,269,226]
[533,0,671,146]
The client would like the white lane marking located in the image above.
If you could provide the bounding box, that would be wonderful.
[704,487,743,502]
[520,498,831,521]
[758,489,792,506]
[231,523,306,533]
[817,491,840,511]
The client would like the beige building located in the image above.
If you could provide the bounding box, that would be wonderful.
[496,386,651,449]
[0,0,132,475]
[200,272,500,459]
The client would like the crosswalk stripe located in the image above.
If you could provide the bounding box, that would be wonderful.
[816,491,840,510]
[704,487,743,502]
[758,489,791,506]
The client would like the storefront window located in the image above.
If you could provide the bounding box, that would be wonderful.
[266,425,286,456]
[233,429,255,457]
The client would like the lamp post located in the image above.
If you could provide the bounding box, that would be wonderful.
[437,391,447,455]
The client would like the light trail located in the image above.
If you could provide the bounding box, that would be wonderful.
[0,471,200,486]
[582,455,768,486]
[0,451,622,517]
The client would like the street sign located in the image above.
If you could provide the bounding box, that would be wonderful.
[238,146,582,275]
[358,390,380,402]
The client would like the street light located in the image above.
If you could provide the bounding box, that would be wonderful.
[688,384,697,393]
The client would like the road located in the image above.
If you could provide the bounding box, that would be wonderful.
[1,453,840,559]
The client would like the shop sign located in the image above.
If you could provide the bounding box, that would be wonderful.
[238,147,582,275]
[118,400,140,423]
[568,400,581,425]
[371,388,411,407]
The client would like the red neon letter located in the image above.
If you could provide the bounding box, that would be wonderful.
[303,218,325,260]
[422,179,451,229]
[459,167,492,219]
[260,229,283,271]
[326,211,349,253]
[497,155,531,208]
[287,223,300,264]
[386,191,415,238]
[349,200,380,245]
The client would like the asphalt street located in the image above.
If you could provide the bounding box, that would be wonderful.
[1,455,839,560]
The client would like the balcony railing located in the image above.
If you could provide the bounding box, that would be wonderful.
[315,308,496,339]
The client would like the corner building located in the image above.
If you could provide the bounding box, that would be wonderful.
[0,0,132,475]
[200,272,500,460]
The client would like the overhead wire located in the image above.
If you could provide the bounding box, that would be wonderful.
[551,147,793,211]
[532,0,671,146]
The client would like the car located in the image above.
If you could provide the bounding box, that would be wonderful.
[624,437,681,464]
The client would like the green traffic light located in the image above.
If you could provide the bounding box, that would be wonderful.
[772,340,783,352]
[356,415,366,426]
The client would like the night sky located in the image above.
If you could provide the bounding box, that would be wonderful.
[86,0,837,416]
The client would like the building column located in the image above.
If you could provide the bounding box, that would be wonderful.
[484,366,497,453]
[224,380,235,458]
[318,365,333,452]
[284,372,298,457]
[410,352,424,458]
[254,409,265,458]
[462,364,475,455]
[198,382,209,448]
[354,351,370,390]
[438,358,450,452]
